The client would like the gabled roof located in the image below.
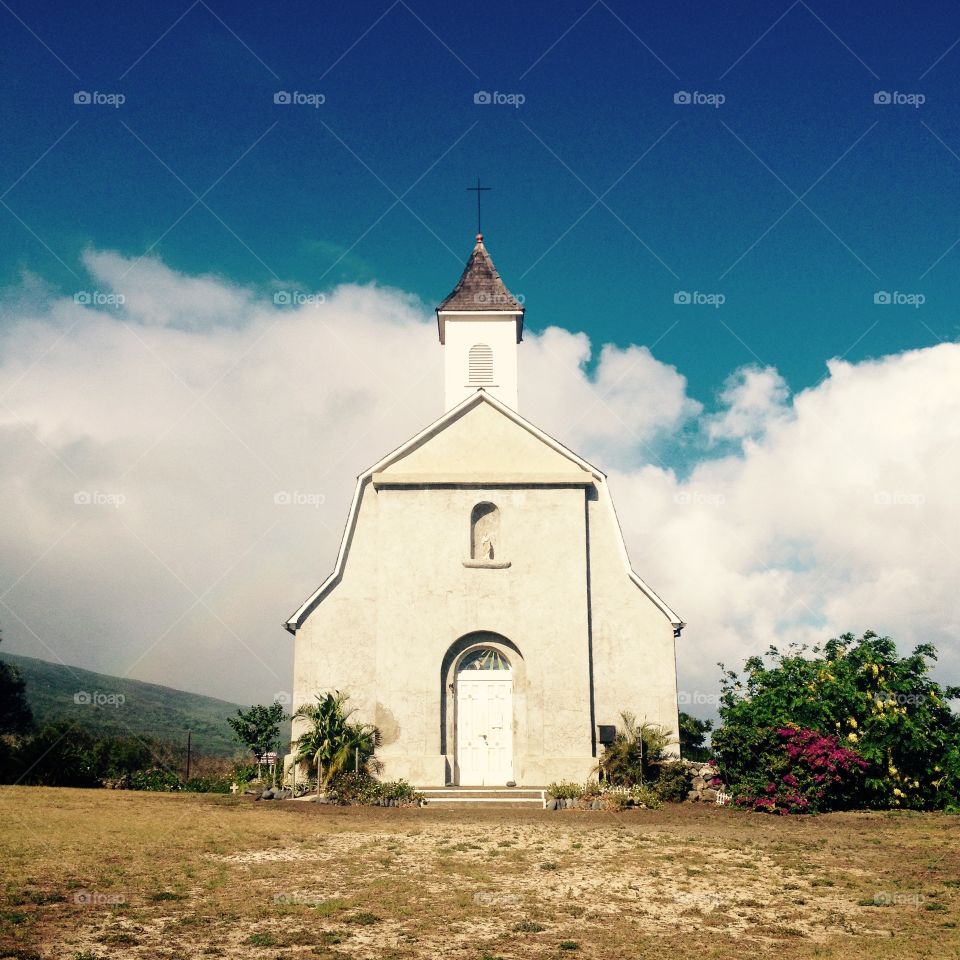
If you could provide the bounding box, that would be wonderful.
[284,390,684,633]
[436,235,524,342]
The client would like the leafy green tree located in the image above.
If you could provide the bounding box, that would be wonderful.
[293,691,381,795]
[227,702,287,761]
[714,631,960,810]
[596,711,676,786]
[0,632,34,735]
[94,734,155,780]
[13,721,100,787]
[678,712,713,761]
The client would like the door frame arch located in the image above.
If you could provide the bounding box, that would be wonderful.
[440,632,525,786]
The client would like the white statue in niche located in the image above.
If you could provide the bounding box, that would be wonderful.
[471,502,500,561]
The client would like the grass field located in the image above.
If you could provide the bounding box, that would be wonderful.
[1,788,958,959]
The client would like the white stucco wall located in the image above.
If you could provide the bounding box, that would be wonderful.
[587,478,681,756]
[442,315,519,411]
[288,396,680,785]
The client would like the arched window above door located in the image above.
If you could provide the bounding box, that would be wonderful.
[458,647,511,672]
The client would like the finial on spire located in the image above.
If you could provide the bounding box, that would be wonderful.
[467,177,490,235]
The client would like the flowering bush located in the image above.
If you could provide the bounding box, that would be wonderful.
[714,631,960,811]
[731,727,866,814]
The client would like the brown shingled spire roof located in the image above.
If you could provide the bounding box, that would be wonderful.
[436,234,525,342]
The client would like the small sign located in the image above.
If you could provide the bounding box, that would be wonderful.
[597,725,616,745]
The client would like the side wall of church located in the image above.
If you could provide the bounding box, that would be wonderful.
[586,478,681,755]
[291,477,381,744]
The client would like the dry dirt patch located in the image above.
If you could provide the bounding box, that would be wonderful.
[0,788,957,959]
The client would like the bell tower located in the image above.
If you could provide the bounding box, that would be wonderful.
[436,233,524,411]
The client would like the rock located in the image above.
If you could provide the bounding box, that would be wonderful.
[686,790,701,802]
[702,789,718,802]
[591,799,602,810]
[691,777,706,790]
[545,798,558,811]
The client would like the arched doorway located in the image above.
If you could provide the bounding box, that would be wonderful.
[455,646,513,785]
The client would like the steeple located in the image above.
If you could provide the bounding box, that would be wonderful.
[436,235,524,411]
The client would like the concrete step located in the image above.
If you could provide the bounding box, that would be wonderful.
[418,787,547,807]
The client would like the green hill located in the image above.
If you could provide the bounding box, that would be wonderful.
[0,652,251,758]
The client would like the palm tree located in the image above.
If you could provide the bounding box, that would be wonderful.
[292,691,381,796]
[596,711,676,786]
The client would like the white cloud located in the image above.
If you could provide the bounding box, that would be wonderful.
[704,365,790,444]
[521,328,701,468]
[614,345,960,710]
[0,252,957,719]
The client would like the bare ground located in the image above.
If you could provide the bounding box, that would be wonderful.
[1,787,958,959]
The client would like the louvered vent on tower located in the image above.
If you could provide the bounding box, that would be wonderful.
[468,343,494,385]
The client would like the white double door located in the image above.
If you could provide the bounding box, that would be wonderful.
[456,676,513,786]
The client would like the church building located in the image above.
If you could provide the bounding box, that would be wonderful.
[285,234,683,787]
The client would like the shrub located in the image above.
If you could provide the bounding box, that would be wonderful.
[654,761,689,802]
[714,631,960,811]
[729,727,867,814]
[12,722,101,787]
[183,775,232,794]
[547,780,586,800]
[327,772,422,806]
[604,791,630,811]
[596,712,676,786]
[128,767,183,792]
[599,783,661,809]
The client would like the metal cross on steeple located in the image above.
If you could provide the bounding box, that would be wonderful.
[467,176,491,236]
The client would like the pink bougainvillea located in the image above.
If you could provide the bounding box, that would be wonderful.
[733,728,866,814]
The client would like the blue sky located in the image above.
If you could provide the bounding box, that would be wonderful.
[2,2,960,707]
[3,0,960,404]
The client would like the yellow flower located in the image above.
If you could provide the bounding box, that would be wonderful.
[893,788,904,797]
[871,664,879,677]
[847,732,858,743]
[912,781,919,789]
[848,718,858,729]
